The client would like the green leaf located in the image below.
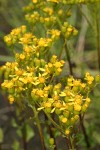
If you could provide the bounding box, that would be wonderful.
[11,119,18,128]
[0,55,14,62]
[93,132,100,144]
[26,124,35,142]
[12,141,20,150]
[0,128,4,143]
[16,129,22,138]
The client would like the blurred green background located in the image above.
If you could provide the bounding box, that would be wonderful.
[0,0,100,150]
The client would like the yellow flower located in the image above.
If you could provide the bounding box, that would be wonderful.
[38,38,46,47]
[54,102,62,108]
[32,0,38,3]
[50,29,61,39]
[2,81,14,89]
[48,63,53,68]
[38,77,45,84]
[43,7,53,15]
[65,129,70,135]
[44,102,51,108]
[85,72,94,84]
[11,28,21,36]
[47,0,59,3]
[19,54,25,60]
[85,97,91,103]
[4,35,12,45]
[19,77,28,84]
[75,95,82,105]
[61,117,67,123]
[53,95,59,101]
[36,89,44,97]
[74,104,81,111]
[15,70,23,76]
[54,62,62,68]
[8,95,14,104]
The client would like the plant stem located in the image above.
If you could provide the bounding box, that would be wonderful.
[22,123,27,150]
[48,125,57,150]
[45,114,57,150]
[64,39,73,75]
[79,114,90,149]
[78,4,93,30]
[69,136,75,150]
[95,8,100,72]
[0,144,2,150]
[33,107,46,150]
[45,111,64,135]
[56,17,74,75]
[66,137,72,150]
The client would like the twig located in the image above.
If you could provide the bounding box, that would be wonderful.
[45,114,57,150]
[22,122,28,150]
[33,107,46,150]
[76,6,89,54]
[95,7,100,72]
[78,4,93,30]
[64,39,73,75]
[79,114,90,149]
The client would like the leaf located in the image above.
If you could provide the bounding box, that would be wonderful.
[12,140,20,150]
[11,119,18,128]
[93,132,100,144]
[16,129,22,138]
[51,108,55,113]
[0,55,14,62]
[0,128,4,143]
[37,107,44,111]
[26,124,35,142]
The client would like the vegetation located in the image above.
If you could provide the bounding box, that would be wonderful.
[0,0,100,150]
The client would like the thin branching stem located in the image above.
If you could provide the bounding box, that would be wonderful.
[22,123,28,150]
[45,114,57,150]
[78,4,94,30]
[64,39,73,75]
[33,107,46,150]
[95,8,100,72]
[79,114,90,149]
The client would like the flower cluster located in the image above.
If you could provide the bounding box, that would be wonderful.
[1,52,99,135]
[61,22,78,39]
[63,0,100,4]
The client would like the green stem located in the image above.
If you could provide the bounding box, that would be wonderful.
[69,136,75,150]
[66,137,72,150]
[22,123,27,150]
[95,9,100,72]
[79,114,90,149]
[0,144,2,150]
[45,111,64,135]
[45,114,57,150]
[64,39,73,75]
[33,107,46,150]
[56,17,74,75]
[78,4,94,30]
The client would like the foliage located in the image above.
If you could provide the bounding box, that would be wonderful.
[0,0,100,150]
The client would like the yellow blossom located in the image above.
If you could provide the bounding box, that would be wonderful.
[8,95,14,104]
[32,0,38,3]
[38,77,45,84]
[61,117,67,123]
[65,129,70,135]
[19,54,25,60]
[47,0,59,3]
[74,104,81,111]
[43,7,53,15]
[44,102,51,108]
